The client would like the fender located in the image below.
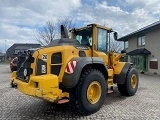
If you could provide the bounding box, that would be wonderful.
[113,62,132,84]
[62,57,108,88]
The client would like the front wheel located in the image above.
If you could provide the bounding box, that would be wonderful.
[70,69,106,115]
[117,67,139,96]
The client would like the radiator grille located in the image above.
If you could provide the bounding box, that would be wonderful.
[51,52,62,75]
[16,53,33,82]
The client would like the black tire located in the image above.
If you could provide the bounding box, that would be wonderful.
[117,67,139,96]
[70,69,106,115]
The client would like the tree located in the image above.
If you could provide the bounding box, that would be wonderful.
[109,39,123,53]
[36,17,76,46]
[101,23,123,53]
[57,16,76,32]
[36,21,57,46]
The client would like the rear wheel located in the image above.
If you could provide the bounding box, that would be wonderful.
[117,67,139,96]
[70,69,106,115]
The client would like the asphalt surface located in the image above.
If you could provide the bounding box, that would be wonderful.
[0,64,160,120]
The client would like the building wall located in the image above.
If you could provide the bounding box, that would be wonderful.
[145,29,160,74]
[126,37,137,52]
[126,29,160,75]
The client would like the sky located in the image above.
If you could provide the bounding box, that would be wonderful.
[0,0,160,52]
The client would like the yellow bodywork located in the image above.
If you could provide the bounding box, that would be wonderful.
[10,45,86,102]
[11,72,69,102]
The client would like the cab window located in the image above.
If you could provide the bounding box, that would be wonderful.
[97,28,108,52]
[75,27,92,46]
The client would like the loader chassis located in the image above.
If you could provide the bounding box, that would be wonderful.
[11,24,139,115]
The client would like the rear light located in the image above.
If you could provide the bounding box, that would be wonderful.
[65,61,77,73]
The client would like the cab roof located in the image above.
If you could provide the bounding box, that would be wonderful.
[75,23,112,31]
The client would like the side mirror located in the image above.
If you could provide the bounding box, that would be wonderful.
[114,32,118,40]
[121,49,126,53]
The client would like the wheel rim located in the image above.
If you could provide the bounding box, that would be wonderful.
[131,74,137,89]
[87,81,101,104]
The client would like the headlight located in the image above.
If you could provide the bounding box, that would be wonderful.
[24,69,27,76]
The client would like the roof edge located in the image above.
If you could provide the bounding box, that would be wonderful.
[118,20,160,41]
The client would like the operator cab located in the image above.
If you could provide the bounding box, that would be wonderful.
[71,24,117,54]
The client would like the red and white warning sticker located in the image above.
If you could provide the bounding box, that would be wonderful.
[65,61,77,73]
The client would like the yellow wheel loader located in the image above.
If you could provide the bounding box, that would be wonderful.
[10,24,139,115]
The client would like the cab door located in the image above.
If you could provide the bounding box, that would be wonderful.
[92,26,108,64]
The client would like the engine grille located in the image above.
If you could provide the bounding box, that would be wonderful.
[16,53,33,82]
[51,52,62,75]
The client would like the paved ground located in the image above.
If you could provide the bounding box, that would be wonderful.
[0,64,160,120]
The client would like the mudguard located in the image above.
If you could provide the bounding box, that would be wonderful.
[62,57,108,88]
[113,63,132,84]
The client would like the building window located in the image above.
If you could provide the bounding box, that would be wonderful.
[137,35,145,46]
[124,41,128,49]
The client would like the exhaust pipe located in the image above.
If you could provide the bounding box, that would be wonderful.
[61,25,69,38]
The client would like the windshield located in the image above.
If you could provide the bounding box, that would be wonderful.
[75,27,92,46]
